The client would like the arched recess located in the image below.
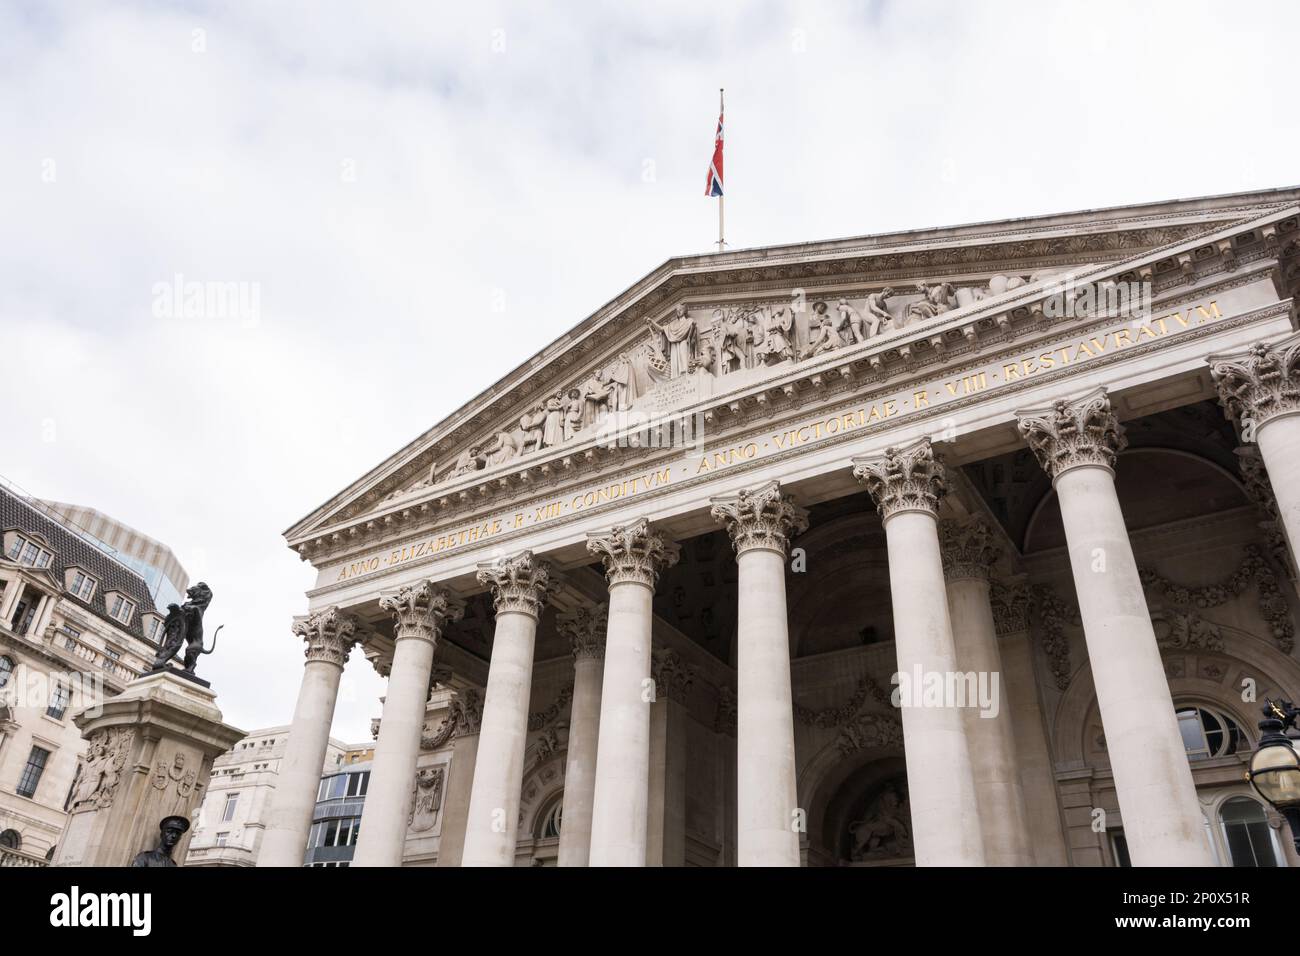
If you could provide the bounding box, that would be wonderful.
[515,752,567,859]
[1023,447,1250,554]
[1052,622,1300,768]
[799,729,907,865]
[785,512,892,659]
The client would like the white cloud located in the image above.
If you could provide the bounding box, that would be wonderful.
[2,0,1295,740]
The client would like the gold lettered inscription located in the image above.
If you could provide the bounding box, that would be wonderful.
[327,300,1227,586]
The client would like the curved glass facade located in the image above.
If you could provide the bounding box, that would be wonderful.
[304,764,370,867]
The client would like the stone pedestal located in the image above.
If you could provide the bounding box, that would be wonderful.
[53,670,244,867]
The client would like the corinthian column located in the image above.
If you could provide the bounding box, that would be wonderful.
[433,689,484,867]
[987,578,1069,866]
[1211,334,1300,573]
[852,439,986,866]
[710,481,808,867]
[555,603,607,867]
[1018,388,1211,866]
[586,518,679,866]
[462,551,557,866]
[259,608,362,867]
[353,583,461,867]
[938,518,1032,866]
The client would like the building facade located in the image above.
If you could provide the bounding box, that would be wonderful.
[261,188,1300,867]
[0,487,171,865]
[186,726,350,867]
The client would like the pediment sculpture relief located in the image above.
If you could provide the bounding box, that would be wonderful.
[417,275,1034,491]
[846,780,913,862]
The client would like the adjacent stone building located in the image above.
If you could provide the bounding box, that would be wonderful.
[261,187,1300,867]
[0,485,180,864]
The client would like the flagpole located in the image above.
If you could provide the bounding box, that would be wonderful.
[717,87,725,253]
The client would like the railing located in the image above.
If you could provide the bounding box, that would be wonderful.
[0,847,49,867]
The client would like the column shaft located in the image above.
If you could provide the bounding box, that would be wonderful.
[1055,465,1211,865]
[998,626,1069,865]
[588,580,654,865]
[352,635,436,867]
[735,547,799,866]
[885,511,986,865]
[259,660,344,867]
[435,730,479,867]
[557,654,603,866]
[945,574,1032,866]
[1257,417,1300,568]
[462,610,538,866]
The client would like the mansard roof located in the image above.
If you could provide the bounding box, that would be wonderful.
[284,185,1300,548]
[0,485,161,641]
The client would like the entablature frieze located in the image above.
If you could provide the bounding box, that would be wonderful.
[289,203,1298,538]
[297,259,1289,590]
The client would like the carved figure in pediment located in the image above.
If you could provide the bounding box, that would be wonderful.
[483,429,520,466]
[579,371,614,427]
[609,352,640,410]
[649,304,699,379]
[563,388,584,441]
[800,304,839,360]
[542,394,565,448]
[519,406,546,453]
[905,282,955,326]
[755,307,794,366]
[452,445,483,478]
[693,326,716,374]
[861,288,895,337]
[714,308,748,374]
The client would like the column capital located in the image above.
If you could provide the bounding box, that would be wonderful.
[709,480,808,556]
[651,648,695,704]
[557,602,608,661]
[475,550,558,620]
[586,517,680,588]
[988,577,1032,636]
[1016,386,1126,480]
[379,581,463,644]
[852,437,946,520]
[939,517,999,582]
[1209,333,1300,431]
[292,606,363,667]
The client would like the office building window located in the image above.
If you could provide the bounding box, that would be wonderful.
[17,746,51,798]
[46,683,70,720]
[223,793,239,822]
[69,571,96,601]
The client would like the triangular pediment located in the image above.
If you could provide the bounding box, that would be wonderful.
[285,188,1300,550]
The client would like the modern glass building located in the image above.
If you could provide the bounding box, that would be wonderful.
[305,760,371,867]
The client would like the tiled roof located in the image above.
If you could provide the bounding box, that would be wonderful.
[0,486,161,643]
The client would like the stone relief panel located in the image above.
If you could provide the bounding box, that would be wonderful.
[845,777,912,862]
[408,766,445,833]
[412,275,1041,492]
[68,727,134,814]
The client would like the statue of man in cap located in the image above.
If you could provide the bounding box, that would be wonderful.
[130,815,191,867]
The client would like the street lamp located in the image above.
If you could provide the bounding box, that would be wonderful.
[1246,698,1300,852]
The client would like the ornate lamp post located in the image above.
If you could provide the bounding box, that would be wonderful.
[1246,699,1300,852]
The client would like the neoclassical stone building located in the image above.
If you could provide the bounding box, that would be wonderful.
[262,187,1300,867]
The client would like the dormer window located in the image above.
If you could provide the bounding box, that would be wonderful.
[142,615,164,643]
[7,535,53,569]
[107,593,136,626]
[68,570,97,601]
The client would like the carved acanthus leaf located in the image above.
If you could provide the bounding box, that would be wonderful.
[1210,334,1300,430]
[475,551,558,620]
[710,481,808,556]
[852,438,947,520]
[1017,387,1126,478]
[293,606,363,666]
[939,517,999,581]
[586,517,680,588]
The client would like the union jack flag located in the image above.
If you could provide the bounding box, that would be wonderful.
[705,109,724,197]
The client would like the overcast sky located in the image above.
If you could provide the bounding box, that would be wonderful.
[3,0,1296,743]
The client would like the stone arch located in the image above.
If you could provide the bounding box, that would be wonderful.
[1023,446,1249,553]
[1051,622,1300,769]
[799,727,906,865]
[786,511,891,658]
